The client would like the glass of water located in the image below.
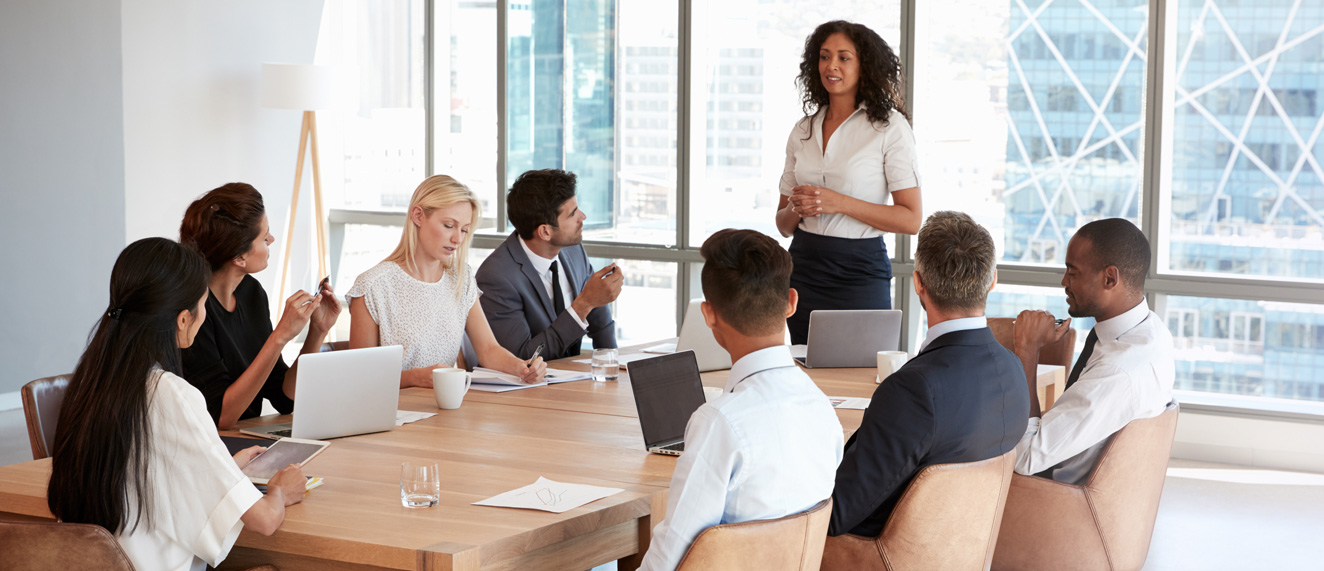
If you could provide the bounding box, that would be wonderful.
[400,461,440,508]
[591,348,619,382]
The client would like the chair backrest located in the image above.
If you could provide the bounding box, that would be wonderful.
[0,521,136,571]
[986,317,1077,370]
[677,498,833,571]
[21,374,71,460]
[876,448,1016,570]
[1084,403,1180,570]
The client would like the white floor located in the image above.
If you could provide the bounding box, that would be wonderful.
[3,409,1321,569]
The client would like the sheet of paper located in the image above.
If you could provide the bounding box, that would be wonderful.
[396,410,437,426]
[469,381,548,393]
[473,477,623,514]
[828,397,870,410]
[642,343,676,354]
[545,368,592,384]
[570,352,656,368]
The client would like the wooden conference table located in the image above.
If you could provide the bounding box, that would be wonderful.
[0,343,1064,571]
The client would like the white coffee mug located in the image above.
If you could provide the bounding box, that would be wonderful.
[876,351,908,383]
[433,367,472,409]
[703,386,724,403]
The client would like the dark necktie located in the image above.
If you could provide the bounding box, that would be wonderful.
[550,260,566,317]
[1065,329,1099,389]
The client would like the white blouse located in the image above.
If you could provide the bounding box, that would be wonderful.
[779,106,922,239]
[347,261,481,370]
[117,370,263,571]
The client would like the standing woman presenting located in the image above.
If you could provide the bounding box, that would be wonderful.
[776,20,922,344]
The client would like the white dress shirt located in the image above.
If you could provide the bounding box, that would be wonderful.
[117,370,264,571]
[1014,299,1175,484]
[779,106,921,239]
[640,345,844,571]
[918,316,987,352]
[518,238,589,330]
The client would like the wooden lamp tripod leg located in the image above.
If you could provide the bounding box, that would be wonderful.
[278,110,313,306]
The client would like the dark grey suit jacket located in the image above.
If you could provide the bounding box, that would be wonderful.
[829,327,1030,537]
[475,233,616,360]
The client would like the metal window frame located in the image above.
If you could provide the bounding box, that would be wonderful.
[327,0,1324,419]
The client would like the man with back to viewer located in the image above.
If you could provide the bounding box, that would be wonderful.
[829,211,1030,536]
[475,169,621,360]
[639,228,844,570]
[1011,217,1175,483]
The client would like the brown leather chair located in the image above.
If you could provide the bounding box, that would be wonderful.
[821,448,1017,570]
[991,403,1179,571]
[676,498,832,571]
[0,520,281,571]
[988,317,1076,409]
[0,520,136,570]
[20,374,71,460]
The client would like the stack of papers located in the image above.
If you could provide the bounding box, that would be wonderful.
[642,343,676,354]
[473,477,623,513]
[545,368,593,384]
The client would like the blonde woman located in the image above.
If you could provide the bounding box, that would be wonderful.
[348,175,546,388]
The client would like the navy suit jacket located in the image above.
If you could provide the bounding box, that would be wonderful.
[829,326,1029,537]
[475,233,616,360]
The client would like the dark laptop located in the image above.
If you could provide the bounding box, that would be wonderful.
[627,351,707,456]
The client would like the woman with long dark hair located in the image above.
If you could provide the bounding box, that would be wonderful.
[180,182,341,429]
[47,237,306,571]
[775,20,923,344]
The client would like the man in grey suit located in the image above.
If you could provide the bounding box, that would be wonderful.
[476,169,622,360]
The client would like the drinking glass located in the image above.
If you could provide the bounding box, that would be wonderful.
[591,348,619,382]
[400,461,440,508]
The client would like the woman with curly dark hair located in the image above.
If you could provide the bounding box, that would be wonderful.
[775,20,923,344]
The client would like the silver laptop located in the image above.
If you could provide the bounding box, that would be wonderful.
[242,345,403,440]
[675,299,733,372]
[792,309,903,368]
[627,351,707,456]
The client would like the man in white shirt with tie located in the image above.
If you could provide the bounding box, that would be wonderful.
[639,228,844,571]
[1011,218,1175,484]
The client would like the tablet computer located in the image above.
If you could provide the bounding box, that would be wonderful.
[240,437,329,485]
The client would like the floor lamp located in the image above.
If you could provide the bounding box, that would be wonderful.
[261,63,336,304]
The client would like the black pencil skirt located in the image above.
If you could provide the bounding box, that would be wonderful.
[786,229,892,345]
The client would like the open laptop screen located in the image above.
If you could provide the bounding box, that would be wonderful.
[628,351,706,447]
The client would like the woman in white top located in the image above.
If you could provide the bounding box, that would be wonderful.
[776,20,923,344]
[348,175,547,388]
[47,237,307,571]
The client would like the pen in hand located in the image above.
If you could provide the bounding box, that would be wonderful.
[528,344,545,365]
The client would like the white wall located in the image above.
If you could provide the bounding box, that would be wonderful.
[0,0,127,394]
[122,0,325,299]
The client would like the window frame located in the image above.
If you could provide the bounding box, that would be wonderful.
[323,0,1324,419]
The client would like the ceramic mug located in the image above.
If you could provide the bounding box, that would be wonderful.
[876,351,909,383]
[433,367,472,409]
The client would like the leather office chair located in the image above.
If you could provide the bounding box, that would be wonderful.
[991,403,1179,571]
[676,498,832,571]
[821,449,1016,570]
[0,521,281,571]
[20,374,71,460]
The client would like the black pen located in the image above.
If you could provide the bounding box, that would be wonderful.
[528,344,545,365]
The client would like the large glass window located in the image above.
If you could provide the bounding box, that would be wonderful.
[687,1,901,247]
[1167,296,1324,403]
[1164,1,1324,282]
[507,0,679,245]
[914,0,1148,265]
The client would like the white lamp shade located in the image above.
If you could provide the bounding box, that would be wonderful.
[261,63,337,110]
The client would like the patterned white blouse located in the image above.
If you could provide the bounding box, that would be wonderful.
[347,261,481,370]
